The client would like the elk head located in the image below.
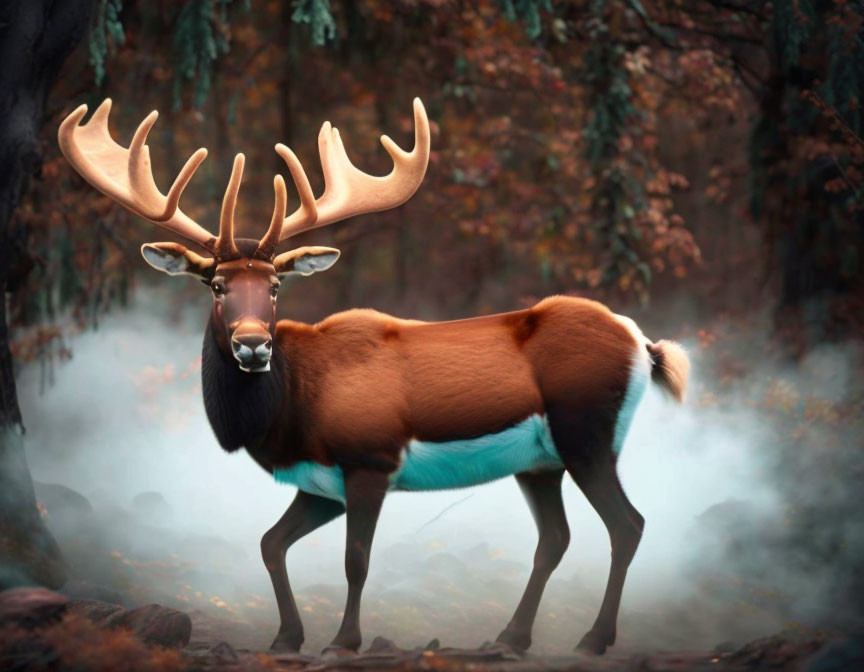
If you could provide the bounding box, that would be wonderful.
[59,98,430,372]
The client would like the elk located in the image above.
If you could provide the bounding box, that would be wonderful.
[58,98,690,656]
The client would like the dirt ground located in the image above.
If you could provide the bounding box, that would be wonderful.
[2,585,862,671]
[8,480,859,671]
[181,621,860,672]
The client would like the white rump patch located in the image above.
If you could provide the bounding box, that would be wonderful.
[612,313,652,455]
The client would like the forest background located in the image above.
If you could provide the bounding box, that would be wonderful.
[1,0,862,656]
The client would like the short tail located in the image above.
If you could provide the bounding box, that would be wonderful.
[646,340,690,403]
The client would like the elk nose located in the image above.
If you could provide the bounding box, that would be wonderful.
[231,333,272,372]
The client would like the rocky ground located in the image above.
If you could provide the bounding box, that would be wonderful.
[1,586,861,671]
[4,481,860,670]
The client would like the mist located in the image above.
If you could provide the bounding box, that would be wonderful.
[17,286,862,654]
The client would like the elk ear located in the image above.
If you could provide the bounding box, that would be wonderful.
[273,246,341,278]
[141,242,215,279]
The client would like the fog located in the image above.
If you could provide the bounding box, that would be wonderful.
[17,286,862,654]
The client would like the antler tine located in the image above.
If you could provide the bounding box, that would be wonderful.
[128,109,160,209]
[255,175,289,259]
[165,148,209,220]
[58,99,215,251]
[273,143,318,240]
[89,97,113,129]
[381,97,431,178]
[214,154,244,260]
[127,111,208,223]
[277,97,430,242]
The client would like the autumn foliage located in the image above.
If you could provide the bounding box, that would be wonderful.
[8,0,863,364]
[0,614,186,672]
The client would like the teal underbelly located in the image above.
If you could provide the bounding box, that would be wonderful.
[392,413,563,491]
[273,461,346,503]
[273,414,563,504]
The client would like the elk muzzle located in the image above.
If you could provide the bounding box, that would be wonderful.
[231,320,273,373]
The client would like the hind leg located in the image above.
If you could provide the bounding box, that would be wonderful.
[496,469,570,651]
[548,406,644,655]
[570,458,643,654]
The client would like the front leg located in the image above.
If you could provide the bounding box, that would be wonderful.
[324,468,389,653]
[261,490,345,652]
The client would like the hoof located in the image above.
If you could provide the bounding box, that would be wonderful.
[321,645,358,658]
[480,640,524,660]
[495,628,531,653]
[269,633,302,654]
[575,629,610,656]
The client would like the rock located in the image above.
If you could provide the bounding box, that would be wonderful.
[108,603,192,648]
[177,533,247,564]
[0,432,67,589]
[696,498,749,527]
[67,598,125,625]
[65,598,193,649]
[366,636,400,653]
[714,640,737,654]
[33,481,93,518]
[61,579,127,606]
[187,608,272,652]
[209,640,239,663]
[131,491,172,521]
[0,587,68,629]
[727,629,827,669]
[805,633,864,671]
[425,638,440,651]
[448,641,523,661]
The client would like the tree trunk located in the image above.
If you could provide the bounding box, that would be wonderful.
[0,0,94,590]
[752,8,864,350]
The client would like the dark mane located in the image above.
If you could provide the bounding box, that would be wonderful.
[201,320,285,455]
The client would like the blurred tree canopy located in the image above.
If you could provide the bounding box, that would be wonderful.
[8,0,864,377]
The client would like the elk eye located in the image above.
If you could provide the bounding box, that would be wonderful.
[270,283,280,297]
[211,281,226,295]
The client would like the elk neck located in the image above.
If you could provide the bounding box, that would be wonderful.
[201,308,288,458]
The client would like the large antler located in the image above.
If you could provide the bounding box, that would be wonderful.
[274,97,430,242]
[58,99,216,251]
